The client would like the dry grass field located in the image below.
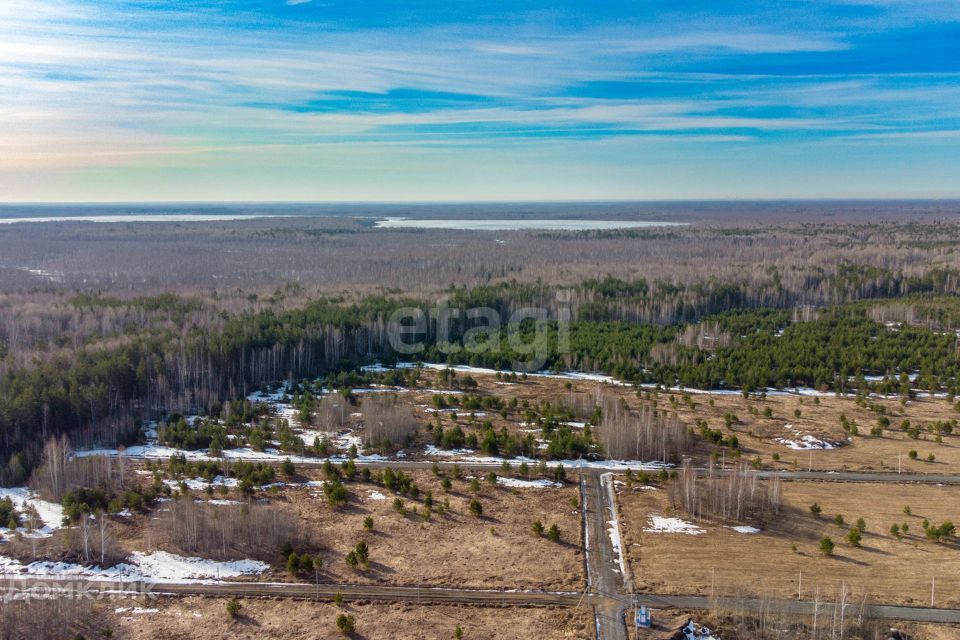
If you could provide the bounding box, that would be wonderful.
[111,466,584,592]
[618,478,960,607]
[404,369,960,474]
[281,468,584,590]
[108,596,592,639]
[625,610,960,640]
[667,389,960,473]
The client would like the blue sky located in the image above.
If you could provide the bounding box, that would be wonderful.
[1,0,959,201]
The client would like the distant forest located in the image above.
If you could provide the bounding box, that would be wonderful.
[3,278,960,483]
[3,208,960,482]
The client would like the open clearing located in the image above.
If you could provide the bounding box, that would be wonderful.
[278,468,584,590]
[620,478,960,607]
[109,596,592,639]
[81,466,584,592]
[388,368,960,475]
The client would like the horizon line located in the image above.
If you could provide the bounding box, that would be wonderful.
[2,197,960,207]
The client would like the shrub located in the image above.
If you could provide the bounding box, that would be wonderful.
[532,520,544,536]
[819,537,835,556]
[925,521,956,543]
[336,613,355,635]
[547,524,561,542]
[847,527,862,547]
[287,553,301,574]
[354,541,369,567]
[468,499,482,517]
[324,480,349,508]
[226,598,242,619]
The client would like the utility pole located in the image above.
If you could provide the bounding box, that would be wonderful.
[931,576,936,607]
[812,587,819,639]
[798,570,802,600]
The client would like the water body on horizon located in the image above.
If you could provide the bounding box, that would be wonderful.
[374,217,687,231]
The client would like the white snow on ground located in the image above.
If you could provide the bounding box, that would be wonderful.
[295,429,331,445]
[423,444,478,457]
[78,438,670,472]
[730,525,760,534]
[115,607,159,615]
[206,500,242,506]
[682,620,720,640]
[365,362,631,386]
[0,550,269,583]
[644,515,705,535]
[600,473,629,583]
[607,519,625,575]
[163,475,238,491]
[496,477,562,489]
[125,551,268,581]
[245,385,291,403]
[776,435,836,450]
[367,490,387,501]
[422,445,670,471]
[0,487,65,537]
[359,363,391,373]
[775,424,838,450]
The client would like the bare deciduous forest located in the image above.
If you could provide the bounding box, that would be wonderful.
[3,203,960,481]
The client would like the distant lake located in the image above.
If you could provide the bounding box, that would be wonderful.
[374,217,686,231]
[0,214,288,224]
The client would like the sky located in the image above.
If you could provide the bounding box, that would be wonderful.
[1,0,959,202]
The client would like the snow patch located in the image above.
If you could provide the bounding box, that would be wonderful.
[496,477,561,489]
[0,550,269,583]
[0,487,65,537]
[730,525,760,534]
[644,515,705,535]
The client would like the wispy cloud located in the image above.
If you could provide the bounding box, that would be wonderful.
[0,0,958,200]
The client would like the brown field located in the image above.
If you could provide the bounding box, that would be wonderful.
[281,468,583,590]
[108,466,584,592]
[403,370,960,474]
[107,596,592,639]
[626,610,960,640]
[618,478,960,608]
[667,389,960,473]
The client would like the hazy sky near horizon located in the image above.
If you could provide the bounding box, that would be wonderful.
[2,1,959,202]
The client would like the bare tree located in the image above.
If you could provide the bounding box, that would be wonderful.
[361,394,419,451]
